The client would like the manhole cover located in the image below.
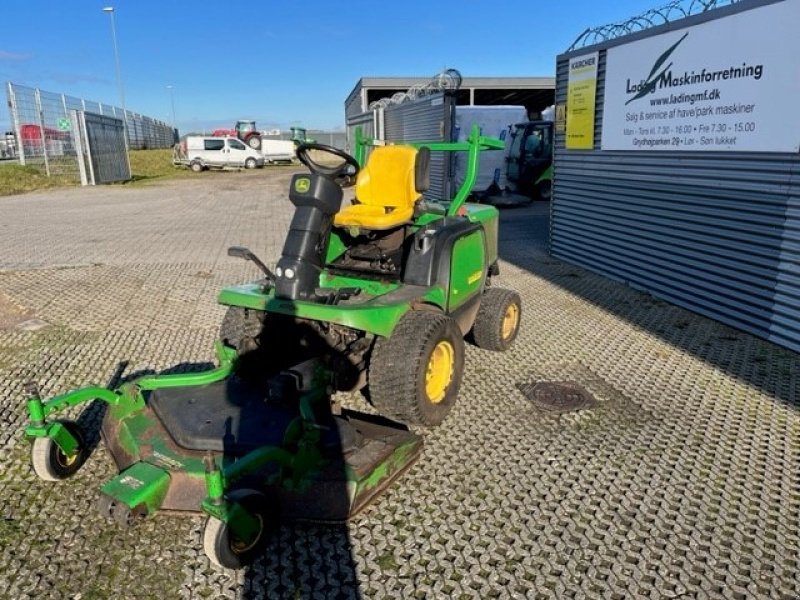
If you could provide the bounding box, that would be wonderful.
[516,381,596,413]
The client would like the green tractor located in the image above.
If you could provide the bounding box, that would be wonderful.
[22,125,522,569]
[289,126,314,147]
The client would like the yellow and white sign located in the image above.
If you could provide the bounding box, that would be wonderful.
[566,52,598,150]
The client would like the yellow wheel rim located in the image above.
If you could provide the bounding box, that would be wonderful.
[502,303,519,340]
[425,341,454,404]
[56,447,78,468]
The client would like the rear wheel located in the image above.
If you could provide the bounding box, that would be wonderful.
[369,311,464,426]
[247,135,262,150]
[30,421,87,481]
[470,288,522,351]
[190,160,204,173]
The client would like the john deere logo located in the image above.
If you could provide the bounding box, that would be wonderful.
[295,178,311,193]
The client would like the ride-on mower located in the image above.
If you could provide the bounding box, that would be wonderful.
[22,125,522,569]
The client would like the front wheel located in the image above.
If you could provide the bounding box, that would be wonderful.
[244,157,257,170]
[203,489,273,569]
[368,311,464,427]
[30,421,87,481]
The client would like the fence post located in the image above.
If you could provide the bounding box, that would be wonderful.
[7,82,25,165]
[70,110,89,186]
[122,109,132,173]
[34,88,51,176]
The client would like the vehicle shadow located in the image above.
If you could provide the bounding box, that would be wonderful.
[239,522,359,599]
[496,202,798,411]
[219,315,375,599]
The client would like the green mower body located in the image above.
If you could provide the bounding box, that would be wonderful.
[22,125,522,570]
[218,201,498,338]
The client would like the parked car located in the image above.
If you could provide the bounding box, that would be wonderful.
[173,136,264,171]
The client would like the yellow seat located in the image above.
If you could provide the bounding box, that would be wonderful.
[334,145,422,231]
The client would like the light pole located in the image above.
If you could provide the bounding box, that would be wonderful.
[103,7,128,144]
[166,85,177,131]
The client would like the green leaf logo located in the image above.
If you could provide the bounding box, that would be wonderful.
[625,32,688,105]
[294,177,311,193]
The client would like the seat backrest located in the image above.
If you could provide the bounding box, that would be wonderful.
[355,145,428,209]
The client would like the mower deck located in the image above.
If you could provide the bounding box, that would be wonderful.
[100,373,422,521]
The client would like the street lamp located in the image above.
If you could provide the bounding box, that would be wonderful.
[102,7,127,139]
[166,85,177,131]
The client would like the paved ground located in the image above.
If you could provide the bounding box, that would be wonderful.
[0,168,798,599]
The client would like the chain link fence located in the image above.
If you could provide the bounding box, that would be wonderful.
[261,130,347,150]
[6,81,177,179]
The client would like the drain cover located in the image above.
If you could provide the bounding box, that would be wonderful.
[516,381,596,413]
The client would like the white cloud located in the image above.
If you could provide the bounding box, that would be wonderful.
[0,50,32,61]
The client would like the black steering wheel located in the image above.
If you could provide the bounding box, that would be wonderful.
[296,143,360,187]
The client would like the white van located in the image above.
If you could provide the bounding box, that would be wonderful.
[260,138,296,163]
[175,136,265,171]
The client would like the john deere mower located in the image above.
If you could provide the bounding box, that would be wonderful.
[22,124,522,569]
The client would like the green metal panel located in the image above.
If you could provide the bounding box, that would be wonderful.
[218,284,445,337]
[100,461,171,513]
[325,230,348,263]
[463,203,499,266]
[448,231,486,310]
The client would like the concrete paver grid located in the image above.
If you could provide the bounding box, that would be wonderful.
[0,169,797,599]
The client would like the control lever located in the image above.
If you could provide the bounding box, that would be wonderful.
[228,246,276,283]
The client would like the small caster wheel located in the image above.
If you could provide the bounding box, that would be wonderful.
[112,502,134,527]
[202,489,273,569]
[30,421,87,481]
[97,494,117,519]
[112,502,146,527]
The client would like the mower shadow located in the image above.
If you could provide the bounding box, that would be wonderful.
[239,522,360,600]
[496,202,798,411]
[232,317,363,599]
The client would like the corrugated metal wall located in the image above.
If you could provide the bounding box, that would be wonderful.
[552,2,800,353]
[384,93,454,201]
[346,111,378,156]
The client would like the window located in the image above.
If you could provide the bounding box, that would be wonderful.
[204,139,225,151]
[228,139,246,150]
[524,130,543,156]
[237,122,254,134]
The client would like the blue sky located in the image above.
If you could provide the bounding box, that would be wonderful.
[1,0,659,133]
